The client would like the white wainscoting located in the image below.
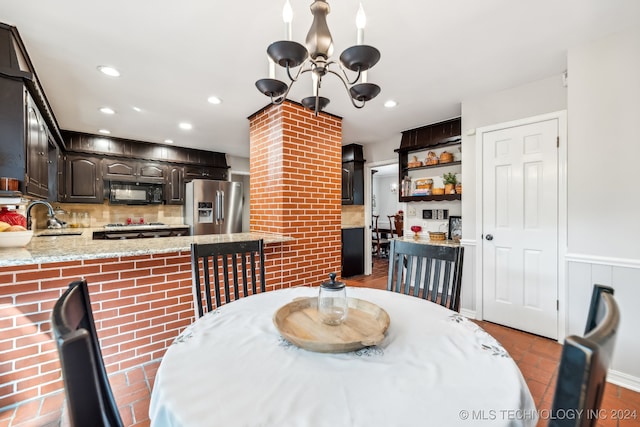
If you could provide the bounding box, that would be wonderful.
[565,254,640,392]
[459,239,476,319]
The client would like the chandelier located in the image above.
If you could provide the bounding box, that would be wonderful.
[255,0,381,115]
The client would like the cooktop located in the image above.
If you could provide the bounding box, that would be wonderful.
[104,222,166,228]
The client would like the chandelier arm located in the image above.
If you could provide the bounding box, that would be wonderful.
[285,60,307,83]
[327,69,366,108]
[276,65,314,104]
[336,63,362,86]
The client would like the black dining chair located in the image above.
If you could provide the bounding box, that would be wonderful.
[549,285,620,427]
[191,239,266,317]
[372,215,390,258]
[51,279,124,427]
[387,239,464,312]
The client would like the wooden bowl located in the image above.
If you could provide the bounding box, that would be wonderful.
[432,187,445,195]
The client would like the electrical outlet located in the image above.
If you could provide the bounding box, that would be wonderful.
[407,206,416,217]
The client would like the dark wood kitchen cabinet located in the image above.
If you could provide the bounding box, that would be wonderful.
[341,144,364,205]
[184,165,227,181]
[138,163,165,183]
[341,227,364,277]
[103,158,166,183]
[25,93,51,199]
[64,154,104,203]
[165,165,185,204]
[0,82,55,199]
[0,24,64,199]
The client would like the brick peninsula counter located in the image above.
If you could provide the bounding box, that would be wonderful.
[0,230,293,413]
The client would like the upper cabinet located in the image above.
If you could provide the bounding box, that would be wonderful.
[103,158,166,183]
[64,154,103,203]
[0,24,64,201]
[62,131,230,204]
[342,144,365,205]
[397,118,462,203]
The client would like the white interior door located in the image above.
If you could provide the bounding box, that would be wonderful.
[482,118,558,339]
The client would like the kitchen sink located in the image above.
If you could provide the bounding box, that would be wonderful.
[37,232,83,237]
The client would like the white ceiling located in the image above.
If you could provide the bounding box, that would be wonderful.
[1,1,638,158]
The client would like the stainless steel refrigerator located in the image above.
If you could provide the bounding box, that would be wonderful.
[185,180,243,235]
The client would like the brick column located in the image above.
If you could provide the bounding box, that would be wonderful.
[249,101,342,287]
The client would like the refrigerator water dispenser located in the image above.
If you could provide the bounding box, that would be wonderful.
[197,202,214,223]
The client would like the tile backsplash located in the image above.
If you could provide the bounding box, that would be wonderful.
[26,201,184,229]
[341,205,365,227]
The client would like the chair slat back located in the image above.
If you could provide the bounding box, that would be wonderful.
[550,285,620,427]
[191,239,266,317]
[387,239,464,312]
[51,280,124,427]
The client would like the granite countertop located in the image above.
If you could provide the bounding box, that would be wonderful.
[0,229,294,267]
[396,236,461,247]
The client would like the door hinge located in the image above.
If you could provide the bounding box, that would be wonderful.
[556,136,559,148]
[557,299,559,311]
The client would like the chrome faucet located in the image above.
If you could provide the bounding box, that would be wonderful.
[25,200,62,230]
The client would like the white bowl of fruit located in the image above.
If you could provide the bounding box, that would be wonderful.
[0,222,33,248]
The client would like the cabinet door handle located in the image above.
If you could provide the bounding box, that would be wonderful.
[486,234,494,241]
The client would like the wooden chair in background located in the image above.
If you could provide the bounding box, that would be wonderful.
[372,215,390,258]
[388,214,403,238]
[191,239,266,317]
[387,239,464,312]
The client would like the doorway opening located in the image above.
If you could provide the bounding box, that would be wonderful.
[365,160,398,275]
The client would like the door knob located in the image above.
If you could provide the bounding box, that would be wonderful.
[486,234,493,241]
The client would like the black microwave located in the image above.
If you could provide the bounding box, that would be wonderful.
[109,182,163,205]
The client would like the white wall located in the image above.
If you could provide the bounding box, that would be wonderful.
[372,174,401,221]
[567,27,640,260]
[227,155,250,174]
[362,135,401,164]
[565,27,640,389]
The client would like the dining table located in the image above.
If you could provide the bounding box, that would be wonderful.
[149,286,538,427]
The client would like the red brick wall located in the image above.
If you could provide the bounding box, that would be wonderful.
[0,244,285,411]
[249,101,342,288]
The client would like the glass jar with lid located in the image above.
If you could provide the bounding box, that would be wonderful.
[318,273,348,326]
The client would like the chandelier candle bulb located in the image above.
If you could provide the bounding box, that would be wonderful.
[312,72,318,96]
[268,56,275,79]
[283,0,293,40]
[356,2,366,44]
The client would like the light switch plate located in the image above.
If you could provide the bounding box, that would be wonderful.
[407,206,416,217]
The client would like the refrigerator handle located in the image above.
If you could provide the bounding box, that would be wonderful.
[219,191,225,222]
[215,190,221,223]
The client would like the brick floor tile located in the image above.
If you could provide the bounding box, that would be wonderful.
[11,400,40,425]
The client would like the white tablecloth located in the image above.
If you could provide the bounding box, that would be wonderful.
[149,287,537,427]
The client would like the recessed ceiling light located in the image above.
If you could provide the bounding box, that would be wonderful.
[132,106,142,112]
[98,129,111,134]
[207,96,222,105]
[99,107,115,114]
[384,100,398,108]
[164,139,174,144]
[97,66,120,77]
[179,122,193,130]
